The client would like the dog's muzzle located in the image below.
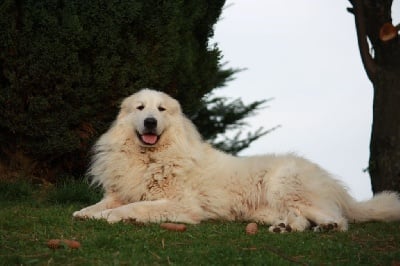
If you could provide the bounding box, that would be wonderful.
[137,117,160,145]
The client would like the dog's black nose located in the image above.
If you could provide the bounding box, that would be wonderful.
[144,117,157,130]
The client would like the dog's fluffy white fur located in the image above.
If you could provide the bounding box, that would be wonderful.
[73,89,400,232]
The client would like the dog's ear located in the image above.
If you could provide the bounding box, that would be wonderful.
[117,96,132,120]
[167,97,182,115]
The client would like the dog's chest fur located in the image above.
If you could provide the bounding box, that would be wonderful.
[123,148,189,201]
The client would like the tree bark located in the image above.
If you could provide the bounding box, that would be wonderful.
[349,0,400,193]
[369,68,400,193]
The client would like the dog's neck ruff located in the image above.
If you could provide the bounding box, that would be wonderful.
[138,143,170,154]
[139,146,156,153]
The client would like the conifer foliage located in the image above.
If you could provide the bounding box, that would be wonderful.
[0,0,266,181]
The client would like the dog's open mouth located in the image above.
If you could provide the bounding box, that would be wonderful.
[137,132,160,145]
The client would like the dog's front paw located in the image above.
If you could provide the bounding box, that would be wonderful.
[73,209,92,220]
[92,209,124,224]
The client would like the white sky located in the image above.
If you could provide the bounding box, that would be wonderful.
[211,0,400,200]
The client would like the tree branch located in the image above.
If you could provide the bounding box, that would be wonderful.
[348,0,377,82]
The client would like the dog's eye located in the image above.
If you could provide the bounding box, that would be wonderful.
[137,105,145,111]
[158,106,166,112]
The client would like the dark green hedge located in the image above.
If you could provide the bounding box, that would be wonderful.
[0,0,265,181]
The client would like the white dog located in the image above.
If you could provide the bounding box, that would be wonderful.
[73,89,400,232]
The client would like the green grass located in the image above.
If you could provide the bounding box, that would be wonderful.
[1,181,399,265]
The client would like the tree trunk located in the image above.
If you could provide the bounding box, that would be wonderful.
[370,68,400,193]
[349,0,400,193]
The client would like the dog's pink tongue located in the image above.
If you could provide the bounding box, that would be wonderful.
[142,134,157,144]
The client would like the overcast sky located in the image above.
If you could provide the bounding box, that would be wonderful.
[211,0,400,200]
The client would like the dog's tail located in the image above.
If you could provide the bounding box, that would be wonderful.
[343,191,400,223]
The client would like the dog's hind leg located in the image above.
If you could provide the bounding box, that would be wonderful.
[268,205,348,233]
[267,210,311,233]
[253,205,346,233]
[251,208,310,232]
[302,205,348,232]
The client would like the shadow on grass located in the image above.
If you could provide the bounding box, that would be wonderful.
[0,178,101,205]
[46,179,102,205]
[0,180,34,201]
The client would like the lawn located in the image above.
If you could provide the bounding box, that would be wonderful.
[1,180,399,265]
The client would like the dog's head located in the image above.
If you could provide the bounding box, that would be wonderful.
[117,89,182,147]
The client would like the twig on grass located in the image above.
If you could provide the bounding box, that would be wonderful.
[148,250,161,260]
[20,253,50,258]
[2,245,17,252]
